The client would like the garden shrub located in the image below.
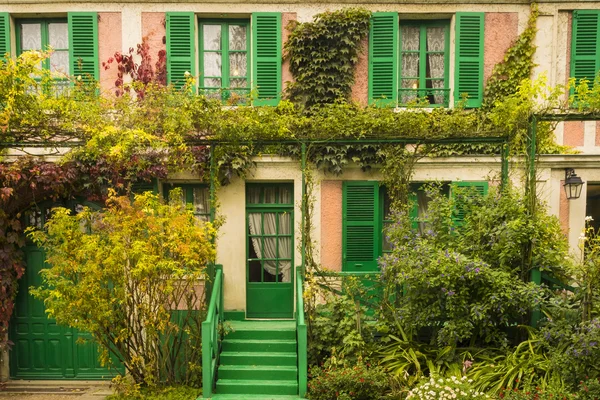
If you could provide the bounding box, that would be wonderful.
[28,190,216,388]
[497,387,576,399]
[307,355,389,400]
[406,376,489,399]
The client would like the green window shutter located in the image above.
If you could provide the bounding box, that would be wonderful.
[166,12,195,90]
[0,13,10,60]
[454,12,484,108]
[68,12,99,82]
[252,12,281,106]
[369,12,398,106]
[451,181,488,227]
[342,181,380,272]
[571,10,600,88]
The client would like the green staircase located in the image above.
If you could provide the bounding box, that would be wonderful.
[209,320,301,400]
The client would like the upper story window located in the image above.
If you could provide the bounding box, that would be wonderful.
[199,20,250,102]
[164,184,211,222]
[369,12,484,108]
[166,12,281,106]
[17,20,70,75]
[0,13,99,85]
[399,21,449,107]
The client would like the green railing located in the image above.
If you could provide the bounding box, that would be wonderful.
[202,264,224,399]
[296,267,307,398]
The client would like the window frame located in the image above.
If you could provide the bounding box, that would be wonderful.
[198,18,251,102]
[16,18,69,74]
[398,19,450,108]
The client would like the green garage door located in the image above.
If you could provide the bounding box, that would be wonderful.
[9,204,122,379]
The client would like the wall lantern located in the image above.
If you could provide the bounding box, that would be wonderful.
[564,168,584,200]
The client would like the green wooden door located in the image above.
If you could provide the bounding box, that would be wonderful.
[246,184,294,318]
[9,203,121,379]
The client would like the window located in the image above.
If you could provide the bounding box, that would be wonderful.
[343,181,487,272]
[369,12,484,108]
[17,19,69,90]
[399,21,449,107]
[166,12,281,105]
[164,184,211,221]
[199,20,250,102]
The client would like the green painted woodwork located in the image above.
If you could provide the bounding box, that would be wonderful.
[451,181,488,227]
[223,311,245,321]
[571,10,600,88]
[0,13,10,59]
[342,181,380,272]
[9,246,118,379]
[202,265,224,399]
[369,12,398,106]
[454,12,484,108]
[209,320,300,398]
[166,12,196,90]
[398,20,450,107]
[295,269,307,398]
[198,19,250,101]
[68,12,99,83]
[252,13,282,106]
[246,183,293,319]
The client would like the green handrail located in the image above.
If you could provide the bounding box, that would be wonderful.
[202,265,223,399]
[296,268,307,398]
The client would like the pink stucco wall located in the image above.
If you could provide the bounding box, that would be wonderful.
[320,180,342,272]
[282,13,297,93]
[483,13,519,85]
[142,12,167,75]
[98,12,122,93]
[351,38,369,106]
[564,121,584,147]
[596,122,600,146]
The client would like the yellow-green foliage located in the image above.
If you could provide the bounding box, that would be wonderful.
[27,189,216,387]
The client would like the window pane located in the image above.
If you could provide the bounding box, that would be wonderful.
[203,52,222,77]
[229,53,247,77]
[203,25,221,50]
[427,54,444,79]
[401,53,419,78]
[204,78,221,88]
[50,50,69,74]
[20,23,42,50]
[426,27,446,52]
[401,26,420,51]
[247,187,261,204]
[264,187,276,204]
[193,187,210,216]
[48,23,68,49]
[230,78,247,88]
[279,186,292,204]
[400,79,418,103]
[229,25,247,51]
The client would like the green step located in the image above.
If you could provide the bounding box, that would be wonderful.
[222,339,297,353]
[226,321,296,341]
[216,379,298,395]
[220,351,297,366]
[207,395,303,400]
[218,365,297,380]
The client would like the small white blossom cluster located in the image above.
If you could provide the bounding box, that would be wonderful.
[406,376,489,400]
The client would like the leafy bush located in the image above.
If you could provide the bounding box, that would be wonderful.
[406,376,489,399]
[497,387,576,399]
[28,190,216,387]
[576,377,600,400]
[107,385,201,400]
[307,355,389,400]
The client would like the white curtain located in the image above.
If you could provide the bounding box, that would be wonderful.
[247,186,293,283]
[426,27,446,104]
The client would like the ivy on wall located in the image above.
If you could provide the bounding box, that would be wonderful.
[283,8,371,109]
[482,3,538,110]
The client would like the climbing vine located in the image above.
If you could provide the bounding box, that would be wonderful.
[482,3,538,110]
[283,8,371,109]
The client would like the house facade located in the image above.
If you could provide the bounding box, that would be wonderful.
[2,0,600,393]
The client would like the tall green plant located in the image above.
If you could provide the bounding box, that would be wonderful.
[28,190,216,387]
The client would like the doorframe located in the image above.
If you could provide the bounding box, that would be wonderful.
[245,183,295,319]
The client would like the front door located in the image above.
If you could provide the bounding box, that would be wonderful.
[246,183,294,318]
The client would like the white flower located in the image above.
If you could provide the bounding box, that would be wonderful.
[184,71,191,76]
[586,216,594,221]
